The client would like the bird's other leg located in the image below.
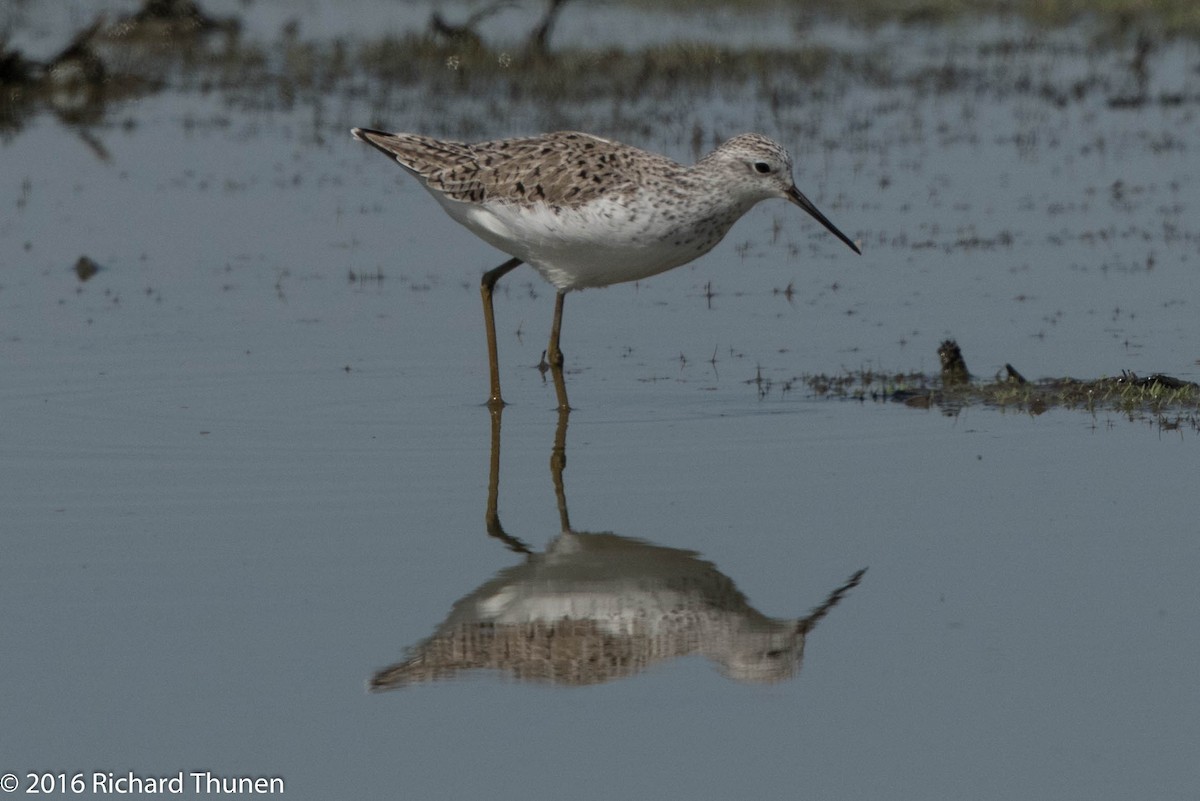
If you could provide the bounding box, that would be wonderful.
[548,291,571,412]
[480,257,523,409]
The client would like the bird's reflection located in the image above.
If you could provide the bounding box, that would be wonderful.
[2,5,239,160]
[370,409,864,690]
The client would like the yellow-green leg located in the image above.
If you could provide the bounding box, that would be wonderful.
[480,257,523,409]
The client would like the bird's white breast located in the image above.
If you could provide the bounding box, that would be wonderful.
[430,189,742,291]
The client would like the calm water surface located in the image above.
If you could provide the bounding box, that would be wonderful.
[2,3,1198,799]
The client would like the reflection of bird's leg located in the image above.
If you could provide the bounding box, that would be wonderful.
[550,406,570,532]
[547,291,571,411]
[480,257,523,409]
[484,405,531,554]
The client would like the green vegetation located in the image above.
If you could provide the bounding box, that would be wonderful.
[626,0,1200,36]
[788,367,1200,430]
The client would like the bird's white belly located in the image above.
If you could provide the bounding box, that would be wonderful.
[435,192,732,291]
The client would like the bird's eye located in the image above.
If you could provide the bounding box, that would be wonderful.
[753,162,772,174]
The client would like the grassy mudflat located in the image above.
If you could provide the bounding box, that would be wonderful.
[785,341,1200,430]
[6,0,1200,115]
[635,0,1200,36]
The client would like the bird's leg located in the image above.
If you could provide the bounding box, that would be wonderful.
[480,257,523,409]
[548,290,571,412]
[547,291,566,368]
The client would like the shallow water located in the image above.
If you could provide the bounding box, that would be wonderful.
[3,3,1199,799]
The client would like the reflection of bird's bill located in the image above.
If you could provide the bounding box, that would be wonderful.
[788,186,861,255]
[796,568,867,636]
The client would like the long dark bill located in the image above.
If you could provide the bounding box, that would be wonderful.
[788,186,861,255]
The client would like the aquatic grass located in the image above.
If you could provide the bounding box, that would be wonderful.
[795,366,1200,429]
[11,0,1199,143]
[356,35,836,101]
[628,0,1200,37]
